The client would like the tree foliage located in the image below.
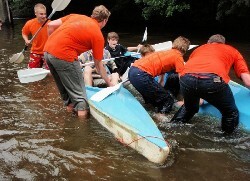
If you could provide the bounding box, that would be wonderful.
[134,0,190,19]
[9,0,51,17]
[8,0,250,22]
[216,0,250,20]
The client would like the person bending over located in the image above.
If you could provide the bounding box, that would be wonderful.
[128,36,190,115]
[44,5,112,118]
[171,34,250,134]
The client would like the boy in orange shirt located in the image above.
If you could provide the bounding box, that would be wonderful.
[22,3,49,69]
[44,5,112,119]
[171,34,250,134]
[128,36,190,114]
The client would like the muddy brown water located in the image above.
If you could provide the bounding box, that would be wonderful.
[0,19,249,180]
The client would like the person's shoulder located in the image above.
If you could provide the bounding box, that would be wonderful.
[223,43,237,49]
[24,18,36,25]
[22,18,36,29]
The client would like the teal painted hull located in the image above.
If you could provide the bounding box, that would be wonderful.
[86,85,169,163]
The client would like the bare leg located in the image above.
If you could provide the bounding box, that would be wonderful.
[110,72,120,85]
[84,66,94,86]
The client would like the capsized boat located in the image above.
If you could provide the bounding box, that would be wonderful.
[86,85,170,164]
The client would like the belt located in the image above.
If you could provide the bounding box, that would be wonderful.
[187,73,222,82]
[188,73,211,79]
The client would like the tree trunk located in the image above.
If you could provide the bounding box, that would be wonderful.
[0,0,13,24]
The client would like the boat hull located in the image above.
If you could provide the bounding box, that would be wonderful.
[86,86,170,164]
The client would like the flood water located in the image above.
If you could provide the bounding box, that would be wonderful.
[0,20,250,180]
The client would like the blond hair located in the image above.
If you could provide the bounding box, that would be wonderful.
[34,3,46,13]
[107,32,119,41]
[207,34,225,44]
[172,36,190,55]
[140,44,155,57]
[91,5,111,22]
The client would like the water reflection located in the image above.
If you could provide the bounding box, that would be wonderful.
[0,19,249,180]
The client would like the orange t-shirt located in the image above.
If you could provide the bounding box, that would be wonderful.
[22,18,49,54]
[181,43,250,83]
[44,14,104,62]
[132,49,185,77]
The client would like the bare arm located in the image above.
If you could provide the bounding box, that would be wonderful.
[95,60,114,87]
[241,73,250,88]
[47,19,62,36]
[22,34,30,45]
[158,74,165,87]
[127,44,142,52]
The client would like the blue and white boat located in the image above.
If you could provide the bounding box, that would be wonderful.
[86,85,170,164]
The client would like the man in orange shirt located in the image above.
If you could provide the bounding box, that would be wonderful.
[22,3,49,69]
[44,5,112,119]
[128,36,190,114]
[171,34,250,134]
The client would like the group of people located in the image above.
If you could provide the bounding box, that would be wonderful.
[21,3,250,134]
[78,31,141,87]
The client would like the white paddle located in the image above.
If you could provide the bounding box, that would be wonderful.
[90,79,129,102]
[137,27,147,53]
[82,52,141,67]
[9,0,71,64]
[17,68,50,83]
[90,67,130,102]
[17,54,139,83]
